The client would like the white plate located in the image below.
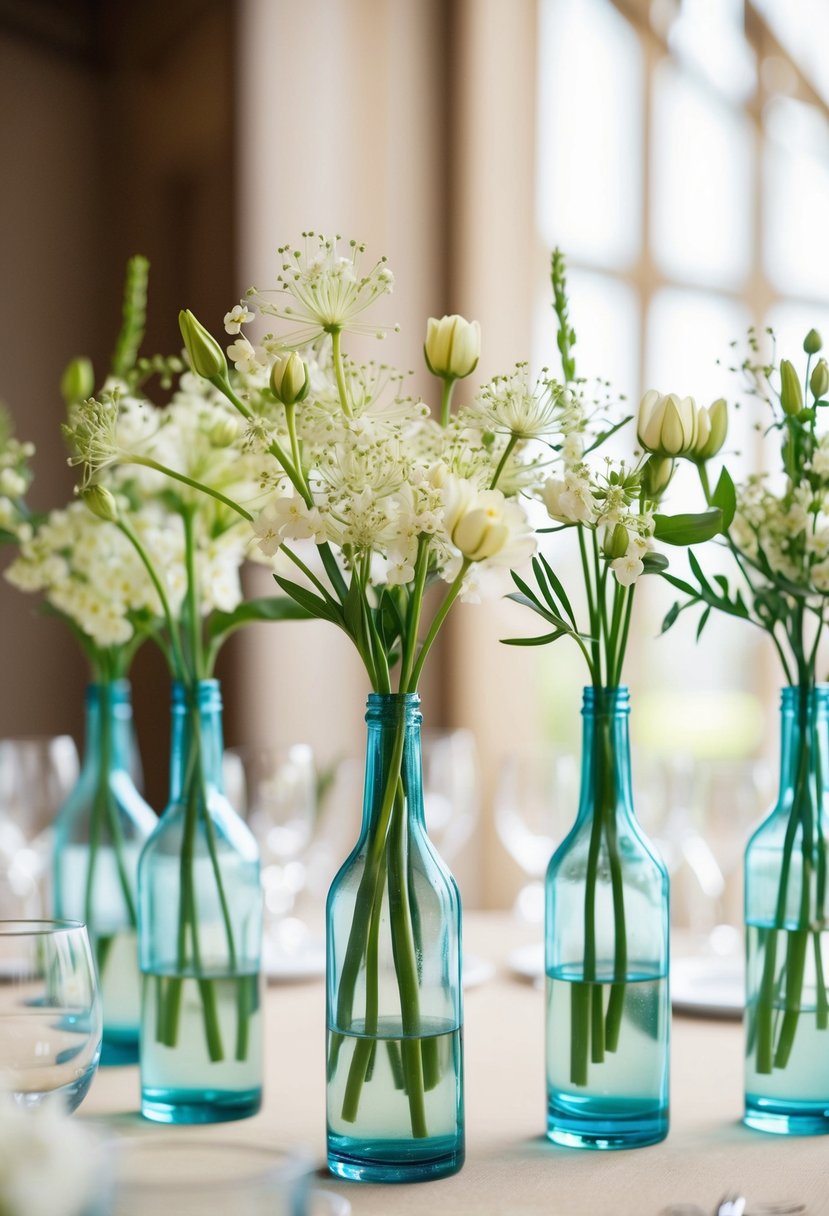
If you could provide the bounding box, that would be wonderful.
[507,942,544,983]
[462,954,495,990]
[670,954,744,1019]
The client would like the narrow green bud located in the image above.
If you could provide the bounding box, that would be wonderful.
[641,454,674,498]
[178,309,228,380]
[605,522,630,559]
[780,359,803,417]
[82,484,119,523]
[811,358,829,400]
[270,352,309,406]
[60,357,94,407]
[804,329,823,355]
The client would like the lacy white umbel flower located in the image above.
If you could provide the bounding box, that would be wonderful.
[247,233,398,349]
[474,364,565,440]
[0,1099,104,1216]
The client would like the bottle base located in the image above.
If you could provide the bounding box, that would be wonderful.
[547,1100,669,1150]
[327,1132,464,1182]
[141,1086,262,1124]
[744,1095,829,1136]
[101,1032,139,1068]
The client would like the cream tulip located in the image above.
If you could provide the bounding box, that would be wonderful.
[638,391,699,457]
[424,315,481,380]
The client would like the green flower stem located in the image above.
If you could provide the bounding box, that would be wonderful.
[116,519,187,679]
[571,699,628,1085]
[387,780,428,1137]
[440,379,455,428]
[490,434,519,491]
[131,457,254,522]
[331,329,353,419]
[399,538,430,691]
[407,560,470,691]
[340,858,386,1121]
[754,684,827,1074]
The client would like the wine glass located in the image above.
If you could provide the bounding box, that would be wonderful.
[0,920,101,1112]
[421,729,479,865]
[0,737,80,917]
[495,746,579,923]
[225,744,318,968]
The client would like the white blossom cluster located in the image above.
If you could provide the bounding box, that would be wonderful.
[0,407,34,536]
[221,241,553,603]
[537,389,656,587]
[732,465,829,595]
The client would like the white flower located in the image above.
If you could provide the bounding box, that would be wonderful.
[0,468,25,498]
[224,303,255,334]
[424,315,480,380]
[611,553,644,586]
[253,495,323,555]
[385,548,416,586]
[638,390,700,457]
[248,234,397,348]
[475,366,564,440]
[441,475,535,565]
[542,472,596,524]
[0,1099,103,1216]
[227,336,263,376]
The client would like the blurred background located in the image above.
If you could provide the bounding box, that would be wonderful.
[1,0,828,922]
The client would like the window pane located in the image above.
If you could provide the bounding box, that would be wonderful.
[754,0,829,106]
[764,98,829,299]
[667,0,756,104]
[651,61,752,289]
[536,0,643,269]
[647,288,753,497]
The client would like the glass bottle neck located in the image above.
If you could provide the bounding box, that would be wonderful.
[361,693,424,834]
[777,685,829,805]
[82,681,134,774]
[575,686,634,824]
[169,680,226,803]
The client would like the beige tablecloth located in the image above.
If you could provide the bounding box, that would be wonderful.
[82,914,826,1216]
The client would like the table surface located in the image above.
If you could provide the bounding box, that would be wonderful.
[83,913,826,1216]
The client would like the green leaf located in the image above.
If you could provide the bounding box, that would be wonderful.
[711,466,737,530]
[539,554,578,628]
[274,576,343,626]
[206,596,310,644]
[641,552,669,575]
[696,606,712,641]
[501,631,566,647]
[583,414,633,456]
[653,508,723,546]
[661,602,681,634]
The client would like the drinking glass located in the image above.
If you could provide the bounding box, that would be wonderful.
[0,737,80,917]
[422,728,480,865]
[495,746,579,922]
[0,920,101,1111]
[225,744,317,963]
[115,1139,349,1216]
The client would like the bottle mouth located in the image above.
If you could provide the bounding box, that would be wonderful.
[365,692,422,724]
[171,678,223,709]
[581,686,630,715]
[781,683,829,706]
[86,679,132,704]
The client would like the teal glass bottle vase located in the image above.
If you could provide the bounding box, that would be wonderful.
[138,679,263,1124]
[326,693,465,1182]
[53,680,156,1066]
[545,686,670,1149]
[744,684,829,1135]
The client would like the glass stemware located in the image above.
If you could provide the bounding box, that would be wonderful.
[0,920,101,1112]
[495,746,579,922]
[0,737,80,917]
[421,729,480,867]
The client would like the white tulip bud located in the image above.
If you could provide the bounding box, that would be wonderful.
[638,391,700,457]
[424,315,481,380]
[270,351,310,406]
